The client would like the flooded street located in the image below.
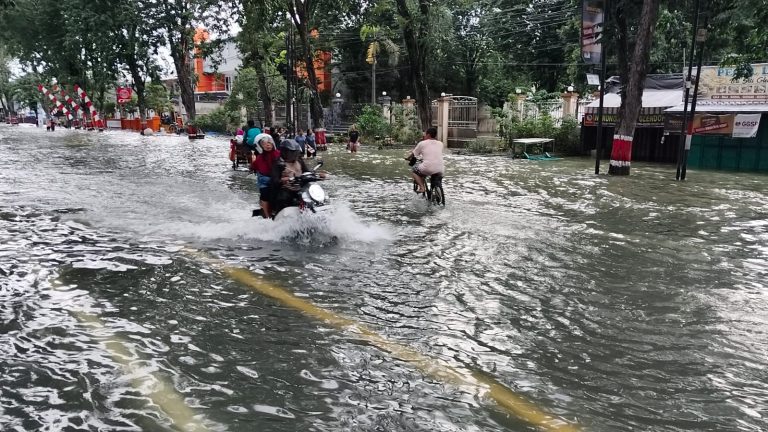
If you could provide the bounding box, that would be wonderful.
[1,125,767,431]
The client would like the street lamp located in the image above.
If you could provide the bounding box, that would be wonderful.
[382,91,387,96]
[335,92,341,98]
[567,85,575,93]
[440,92,446,97]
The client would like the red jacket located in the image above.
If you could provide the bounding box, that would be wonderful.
[251,150,281,176]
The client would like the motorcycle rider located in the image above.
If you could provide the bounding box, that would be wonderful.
[270,139,327,217]
[250,135,280,218]
[404,126,444,193]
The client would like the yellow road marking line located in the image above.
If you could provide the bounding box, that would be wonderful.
[218,263,579,432]
[71,307,208,431]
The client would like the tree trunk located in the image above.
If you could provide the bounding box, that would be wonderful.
[252,57,273,126]
[291,1,324,130]
[395,0,431,130]
[126,25,147,126]
[609,0,661,176]
[134,80,147,125]
[170,37,196,122]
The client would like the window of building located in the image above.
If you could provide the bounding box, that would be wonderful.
[225,76,232,92]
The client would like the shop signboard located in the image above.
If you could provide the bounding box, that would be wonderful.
[732,114,762,138]
[117,87,133,104]
[693,64,768,101]
[584,111,665,127]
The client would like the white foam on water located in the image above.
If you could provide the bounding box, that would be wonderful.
[83,177,393,245]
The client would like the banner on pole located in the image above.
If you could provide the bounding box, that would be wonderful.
[732,114,762,138]
[117,87,133,104]
[690,114,735,135]
[581,0,604,65]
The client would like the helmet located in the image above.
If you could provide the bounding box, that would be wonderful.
[280,139,301,152]
[279,139,302,162]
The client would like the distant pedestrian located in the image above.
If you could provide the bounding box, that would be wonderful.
[305,129,316,158]
[295,129,307,155]
[348,125,360,153]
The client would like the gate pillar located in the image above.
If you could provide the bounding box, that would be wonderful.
[437,96,450,147]
[561,91,579,118]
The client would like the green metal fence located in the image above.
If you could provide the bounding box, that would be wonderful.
[688,114,768,172]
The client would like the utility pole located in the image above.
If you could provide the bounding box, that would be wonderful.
[285,17,294,131]
[372,59,376,105]
[594,0,609,175]
[681,12,709,181]
[676,0,701,180]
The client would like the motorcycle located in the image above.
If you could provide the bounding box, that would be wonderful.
[252,160,332,222]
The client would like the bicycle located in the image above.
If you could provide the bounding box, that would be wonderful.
[407,155,445,206]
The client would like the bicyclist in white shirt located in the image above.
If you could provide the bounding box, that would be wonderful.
[405,127,444,193]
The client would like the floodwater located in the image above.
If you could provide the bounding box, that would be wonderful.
[1,125,767,432]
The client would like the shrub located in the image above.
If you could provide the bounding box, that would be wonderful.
[354,105,390,144]
[390,104,422,146]
[496,110,583,156]
[466,136,503,154]
[553,117,581,155]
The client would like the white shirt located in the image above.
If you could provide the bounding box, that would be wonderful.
[413,138,444,175]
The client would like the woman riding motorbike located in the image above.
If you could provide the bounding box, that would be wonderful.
[270,139,327,217]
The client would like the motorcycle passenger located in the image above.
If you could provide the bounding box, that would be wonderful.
[404,126,444,193]
[250,135,280,218]
[244,120,262,157]
[270,139,327,216]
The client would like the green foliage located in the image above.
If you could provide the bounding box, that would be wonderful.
[0,46,13,111]
[121,95,139,115]
[332,132,347,145]
[226,67,260,117]
[194,106,241,133]
[102,101,116,118]
[496,109,582,157]
[389,104,422,146]
[553,117,581,156]
[11,73,42,112]
[145,83,171,115]
[354,104,389,143]
[226,66,287,118]
[466,136,504,154]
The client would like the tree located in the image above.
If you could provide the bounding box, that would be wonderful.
[609,0,662,175]
[12,73,44,119]
[226,67,261,121]
[149,0,234,122]
[113,0,162,125]
[0,45,13,113]
[145,82,172,116]
[394,0,432,129]
[287,0,330,130]
[360,24,400,104]
[237,0,284,125]
[712,0,767,79]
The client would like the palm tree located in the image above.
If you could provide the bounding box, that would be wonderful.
[360,25,399,104]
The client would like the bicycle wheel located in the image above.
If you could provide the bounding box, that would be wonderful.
[430,186,444,206]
